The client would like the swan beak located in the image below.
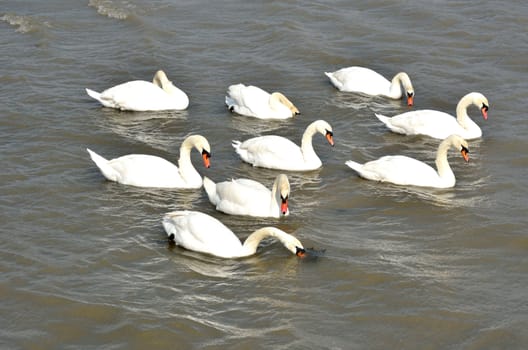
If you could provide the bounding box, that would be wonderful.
[325,130,335,147]
[280,196,288,215]
[295,247,306,257]
[202,150,211,168]
[461,147,470,162]
[406,92,414,106]
[481,105,489,120]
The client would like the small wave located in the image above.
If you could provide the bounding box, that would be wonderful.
[1,13,50,34]
[88,0,135,20]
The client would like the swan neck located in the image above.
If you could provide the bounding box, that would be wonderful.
[435,138,455,183]
[241,227,294,256]
[300,124,317,158]
[177,138,198,178]
[455,95,478,129]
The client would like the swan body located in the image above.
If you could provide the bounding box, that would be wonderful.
[374,92,489,140]
[86,70,189,111]
[203,174,290,218]
[87,135,211,188]
[325,66,414,105]
[345,135,469,188]
[225,83,300,119]
[162,210,305,258]
[232,120,334,171]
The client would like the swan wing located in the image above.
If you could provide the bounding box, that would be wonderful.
[378,110,464,139]
[104,154,185,188]
[163,211,243,258]
[213,179,273,217]
[326,67,390,95]
[236,136,304,170]
[353,155,440,186]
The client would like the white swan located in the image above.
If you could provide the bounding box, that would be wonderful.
[162,210,305,259]
[374,92,489,140]
[325,66,415,105]
[232,120,334,171]
[86,70,189,111]
[203,174,290,218]
[86,135,211,188]
[345,134,469,188]
[225,83,300,119]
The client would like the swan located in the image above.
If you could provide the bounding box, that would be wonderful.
[225,83,300,119]
[86,70,189,111]
[374,92,489,140]
[162,210,306,259]
[345,134,469,188]
[232,120,334,171]
[86,135,211,188]
[325,66,414,106]
[203,174,290,218]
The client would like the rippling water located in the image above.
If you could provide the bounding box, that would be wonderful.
[1,0,527,348]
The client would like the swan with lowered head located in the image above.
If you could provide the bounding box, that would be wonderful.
[86,70,189,111]
[203,174,290,218]
[87,135,211,188]
[232,119,334,171]
[225,83,300,119]
[162,210,306,259]
[345,134,470,188]
[325,66,414,106]
[374,92,489,140]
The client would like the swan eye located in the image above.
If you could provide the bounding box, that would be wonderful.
[281,195,288,203]
[461,145,469,154]
[325,129,333,137]
[407,91,414,97]
[201,149,211,158]
[482,104,489,112]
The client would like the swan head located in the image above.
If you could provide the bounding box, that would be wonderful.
[311,120,334,146]
[182,135,211,168]
[280,232,305,257]
[459,92,489,120]
[152,70,170,86]
[394,72,414,106]
[275,174,290,215]
[446,134,470,162]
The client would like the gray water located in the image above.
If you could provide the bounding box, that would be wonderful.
[1,1,527,349]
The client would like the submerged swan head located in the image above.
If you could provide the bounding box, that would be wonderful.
[271,92,300,116]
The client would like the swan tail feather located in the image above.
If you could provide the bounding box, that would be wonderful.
[231,140,242,150]
[86,148,120,182]
[86,88,102,102]
[325,72,343,90]
[345,160,363,173]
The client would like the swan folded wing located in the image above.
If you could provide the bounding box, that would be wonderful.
[391,110,463,138]
[166,211,243,257]
[361,156,439,186]
[107,154,182,187]
[101,81,174,111]
[240,136,303,167]
[215,180,271,216]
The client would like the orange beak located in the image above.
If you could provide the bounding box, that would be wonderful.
[407,95,414,107]
[281,198,288,215]
[202,152,210,168]
[461,148,469,162]
[296,247,306,257]
[325,131,335,146]
[481,106,488,120]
